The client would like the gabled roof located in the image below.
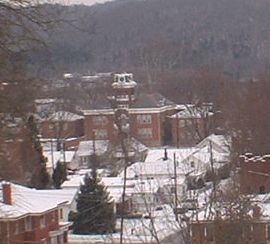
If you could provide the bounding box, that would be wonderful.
[0,182,76,219]
[197,134,231,154]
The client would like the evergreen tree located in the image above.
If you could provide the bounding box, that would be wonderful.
[27,115,50,189]
[73,154,116,234]
[52,161,67,189]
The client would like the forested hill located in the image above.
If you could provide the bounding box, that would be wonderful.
[29,0,270,79]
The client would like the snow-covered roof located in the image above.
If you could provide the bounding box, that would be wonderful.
[182,145,229,168]
[0,182,76,219]
[197,134,231,154]
[43,151,75,169]
[122,158,194,180]
[76,140,109,157]
[170,105,213,119]
[48,111,84,122]
[145,147,197,163]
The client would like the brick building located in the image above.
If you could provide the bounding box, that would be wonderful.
[40,111,84,139]
[239,154,270,194]
[0,117,42,185]
[0,182,69,244]
[189,205,270,244]
[82,73,177,147]
[39,111,84,151]
[169,104,214,147]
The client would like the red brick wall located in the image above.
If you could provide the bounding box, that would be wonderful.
[1,210,61,244]
[41,119,84,139]
[84,109,176,147]
[190,221,269,244]
[129,113,162,146]
[84,114,115,140]
[240,155,270,194]
[0,132,40,184]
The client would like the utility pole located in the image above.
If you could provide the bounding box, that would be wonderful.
[50,138,54,170]
[173,153,179,222]
[210,141,216,201]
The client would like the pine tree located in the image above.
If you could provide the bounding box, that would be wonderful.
[27,115,50,189]
[52,161,67,189]
[73,154,116,234]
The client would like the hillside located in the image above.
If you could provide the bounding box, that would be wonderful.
[26,0,270,80]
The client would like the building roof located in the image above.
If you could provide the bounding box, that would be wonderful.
[47,111,84,122]
[43,151,75,170]
[170,105,213,119]
[197,134,231,154]
[76,140,109,157]
[130,92,175,109]
[122,158,194,180]
[83,92,176,111]
[0,182,76,219]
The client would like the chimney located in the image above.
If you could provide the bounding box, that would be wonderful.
[2,182,12,205]
[164,148,168,161]
[252,205,261,219]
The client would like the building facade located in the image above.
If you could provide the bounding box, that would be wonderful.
[0,182,69,244]
[83,73,177,147]
[239,154,270,194]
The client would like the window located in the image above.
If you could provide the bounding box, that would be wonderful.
[51,237,58,244]
[25,216,33,231]
[259,186,265,194]
[117,104,129,109]
[59,208,63,220]
[138,128,152,139]
[40,215,46,228]
[92,116,108,126]
[137,115,152,124]
[15,222,19,234]
[93,129,108,139]
[205,225,214,241]
[190,161,195,168]
[63,122,68,131]
[178,120,185,127]
[49,123,54,129]
[51,211,56,222]
[41,239,47,244]
[267,225,270,240]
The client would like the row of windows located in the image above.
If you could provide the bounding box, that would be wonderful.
[137,128,153,139]
[48,122,68,131]
[137,115,152,124]
[11,211,58,235]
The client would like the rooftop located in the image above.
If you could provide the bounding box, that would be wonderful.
[0,182,77,219]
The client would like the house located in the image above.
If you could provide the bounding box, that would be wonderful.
[82,73,178,147]
[196,134,231,154]
[73,140,109,169]
[239,154,270,194]
[43,150,76,175]
[35,99,57,118]
[0,182,71,243]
